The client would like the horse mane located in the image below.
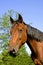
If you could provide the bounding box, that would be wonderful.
[27,24,43,41]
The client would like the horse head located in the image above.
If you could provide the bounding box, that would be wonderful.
[8,14,27,56]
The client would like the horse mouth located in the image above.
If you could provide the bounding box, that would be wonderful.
[9,49,17,57]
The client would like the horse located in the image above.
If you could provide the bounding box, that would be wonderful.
[8,14,43,65]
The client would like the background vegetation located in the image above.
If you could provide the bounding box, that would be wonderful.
[0,10,35,65]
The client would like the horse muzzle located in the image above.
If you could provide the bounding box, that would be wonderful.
[9,49,17,57]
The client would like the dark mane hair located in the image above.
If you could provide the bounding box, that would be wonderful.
[27,24,43,41]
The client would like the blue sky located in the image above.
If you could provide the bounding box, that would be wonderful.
[0,0,43,55]
[0,0,43,31]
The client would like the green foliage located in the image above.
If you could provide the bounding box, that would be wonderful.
[0,10,12,51]
[0,10,35,65]
[0,46,34,65]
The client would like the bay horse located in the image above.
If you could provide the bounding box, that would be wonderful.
[8,14,43,65]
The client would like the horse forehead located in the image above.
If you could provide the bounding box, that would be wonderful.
[11,23,26,31]
[16,23,25,28]
[18,23,26,28]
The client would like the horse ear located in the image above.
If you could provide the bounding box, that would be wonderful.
[10,17,15,24]
[18,14,23,23]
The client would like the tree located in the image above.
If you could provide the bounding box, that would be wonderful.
[0,10,35,65]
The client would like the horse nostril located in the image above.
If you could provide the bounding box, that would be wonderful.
[12,49,16,54]
[12,49,15,52]
[9,49,17,56]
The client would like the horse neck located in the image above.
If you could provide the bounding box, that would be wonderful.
[27,24,43,41]
[26,35,37,55]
